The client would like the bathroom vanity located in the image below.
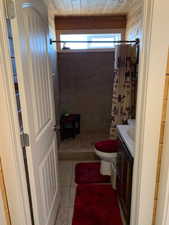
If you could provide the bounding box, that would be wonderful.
[117,125,135,225]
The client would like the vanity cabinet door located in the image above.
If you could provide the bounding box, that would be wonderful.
[124,153,133,224]
[117,138,133,225]
[116,144,122,192]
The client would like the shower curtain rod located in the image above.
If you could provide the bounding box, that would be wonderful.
[50,38,140,45]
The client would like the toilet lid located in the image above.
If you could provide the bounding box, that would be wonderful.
[95,140,119,153]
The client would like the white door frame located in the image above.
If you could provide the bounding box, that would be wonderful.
[0,1,32,225]
[130,0,169,224]
[155,82,169,225]
[0,1,169,225]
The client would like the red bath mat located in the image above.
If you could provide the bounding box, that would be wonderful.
[72,184,123,225]
[75,162,111,184]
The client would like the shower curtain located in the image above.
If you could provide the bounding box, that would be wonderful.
[110,44,138,139]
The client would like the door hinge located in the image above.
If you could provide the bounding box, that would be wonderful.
[5,0,15,19]
[20,132,30,148]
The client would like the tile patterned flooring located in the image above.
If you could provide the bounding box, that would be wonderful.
[55,161,77,225]
[59,133,109,152]
[56,160,103,225]
[56,160,125,225]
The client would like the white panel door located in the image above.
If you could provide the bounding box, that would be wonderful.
[12,1,59,225]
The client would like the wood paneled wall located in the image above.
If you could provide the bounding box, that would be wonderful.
[55,15,127,30]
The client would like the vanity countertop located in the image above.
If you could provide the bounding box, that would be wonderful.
[117,125,135,158]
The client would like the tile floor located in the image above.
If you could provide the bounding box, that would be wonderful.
[55,161,77,225]
[56,160,102,225]
[59,133,109,152]
[56,160,125,225]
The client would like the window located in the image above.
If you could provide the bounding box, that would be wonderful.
[60,33,121,50]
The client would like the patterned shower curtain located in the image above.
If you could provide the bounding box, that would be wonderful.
[110,44,138,139]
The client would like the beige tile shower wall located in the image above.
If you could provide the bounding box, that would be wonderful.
[126,0,143,40]
[58,52,114,134]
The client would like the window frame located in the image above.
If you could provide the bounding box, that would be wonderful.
[56,29,125,52]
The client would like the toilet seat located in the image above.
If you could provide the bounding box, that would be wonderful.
[95,140,119,153]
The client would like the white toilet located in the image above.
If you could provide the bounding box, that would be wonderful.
[94,140,119,176]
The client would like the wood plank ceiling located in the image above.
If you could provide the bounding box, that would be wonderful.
[45,0,132,16]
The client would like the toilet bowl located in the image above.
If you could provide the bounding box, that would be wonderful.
[94,140,119,176]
